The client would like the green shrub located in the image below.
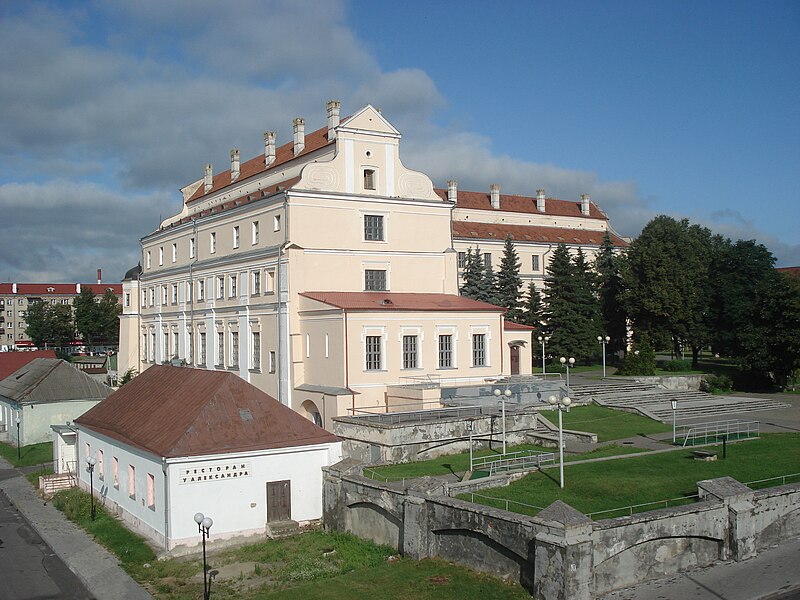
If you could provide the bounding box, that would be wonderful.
[700,373,734,394]
[616,335,656,376]
[659,359,692,372]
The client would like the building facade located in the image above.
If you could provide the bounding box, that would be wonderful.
[119,101,626,426]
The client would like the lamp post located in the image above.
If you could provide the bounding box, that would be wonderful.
[86,457,97,520]
[493,388,512,454]
[548,395,572,489]
[537,335,550,374]
[194,512,214,600]
[671,400,678,444]
[597,335,610,377]
[465,418,475,471]
[559,356,575,396]
[15,415,21,460]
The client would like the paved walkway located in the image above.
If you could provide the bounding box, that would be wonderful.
[0,458,153,600]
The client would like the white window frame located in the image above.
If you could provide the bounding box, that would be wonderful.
[210,231,216,254]
[252,221,259,245]
[233,225,240,249]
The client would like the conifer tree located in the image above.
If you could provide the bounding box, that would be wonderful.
[477,256,498,305]
[543,243,579,359]
[571,248,602,360]
[496,235,524,322]
[594,232,627,355]
[522,282,544,331]
[460,247,483,299]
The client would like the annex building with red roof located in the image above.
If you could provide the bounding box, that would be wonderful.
[68,364,341,552]
[117,100,626,429]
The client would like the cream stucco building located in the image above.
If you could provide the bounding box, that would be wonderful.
[120,101,627,427]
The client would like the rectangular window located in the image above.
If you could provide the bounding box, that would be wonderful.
[173,332,179,357]
[171,243,177,263]
[163,332,169,360]
[325,333,329,358]
[187,331,193,364]
[98,449,104,480]
[231,331,239,367]
[141,334,147,361]
[457,252,467,268]
[266,269,276,293]
[217,276,224,299]
[197,279,205,301]
[269,350,276,374]
[364,215,384,241]
[150,332,155,361]
[149,288,154,306]
[483,253,492,268]
[159,247,163,266]
[364,169,376,190]
[125,292,131,307]
[233,225,240,249]
[146,251,151,269]
[186,281,192,302]
[251,332,261,370]
[402,335,418,369]
[305,333,310,358]
[199,332,207,366]
[273,215,281,232]
[473,333,487,367]
[439,335,453,368]
[532,255,540,271]
[365,335,382,370]
[113,457,119,489]
[217,332,224,366]
[252,221,259,244]
[210,232,216,254]
[161,285,167,304]
[147,473,155,510]
[85,443,90,461]
[190,237,196,259]
[252,271,261,295]
[364,269,387,291]
[128,465,136,499]
[171,283,178,303]
[229,274,237,297]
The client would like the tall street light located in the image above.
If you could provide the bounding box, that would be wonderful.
[86,457,97,520]
[465,418,475,472]
[537,335,550,374]
[559,357,575,397]
[194,512,214,600]
[671,400,678,444]
[493,388,512,455]
[15,415,21,461]
[597,335,610,377]
[548,395,572,489]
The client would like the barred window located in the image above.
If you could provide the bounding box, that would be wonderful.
[402,335,418,369]
[364,269,386,291]
[438,335,453,368]
[365,335,382,370]
[364,215,384,241]
[457,252,467,268]
[231,331,239,367]
[473,333,486,367]
[198,332,206,365]
[252,271,261,295]
[217,332,224,366]
[251,332,261,370]
[532,255,540,271]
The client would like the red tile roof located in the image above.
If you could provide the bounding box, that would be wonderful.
[301,291,505,312]
[777,267,800,278]
[504,322,536,331]
[0,350,57,381]
[452,221,628,247]
[186,124,335,204]
[437,188,608,220]
[0,283,122,295]
[75,365,338,458]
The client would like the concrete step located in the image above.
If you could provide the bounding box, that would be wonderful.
[266,520,300,539]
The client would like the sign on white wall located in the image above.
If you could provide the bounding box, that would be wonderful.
[178,460,252,484]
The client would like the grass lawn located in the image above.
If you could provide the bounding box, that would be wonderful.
[51,488,528,599]
[553,405,672,442]
[0,441,53,468]
[464,433,800,519]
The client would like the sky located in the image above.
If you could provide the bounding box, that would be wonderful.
[1,0,798,283]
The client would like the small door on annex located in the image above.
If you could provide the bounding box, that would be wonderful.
[510,345,520,375]
[266,480,291,523]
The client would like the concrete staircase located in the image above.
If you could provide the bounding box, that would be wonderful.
[266,520,300,539]
[569,381,790,423]
[39,472,77,498]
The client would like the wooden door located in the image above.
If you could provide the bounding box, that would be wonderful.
[510,345,520,375]
[266,480,291,522]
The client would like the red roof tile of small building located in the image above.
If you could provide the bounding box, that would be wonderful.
[0,350,57,381]
[75,365,338,459]
[0,284,121,295]
[437,188,608,220]
[452,221,628,247]
[186,124,334,204]
[777,266,800,278]
[301,291,504,312]
[504,322,536,331]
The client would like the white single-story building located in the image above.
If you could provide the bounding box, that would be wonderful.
[72,364,342,553]
[0,358,112,446]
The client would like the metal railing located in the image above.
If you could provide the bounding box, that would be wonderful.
[586,494,700,520]
[678,420,760,447]
[745,472,800,490]
[472,449,555,476]
[361,468,410,488]
[464,492,546,516]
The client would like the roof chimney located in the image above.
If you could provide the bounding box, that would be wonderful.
[204,164,213,193]
[97,269,102,284]
[327,100,340,141]
[537,189,546,212]
[12,283,16,294]
[490,184,500,209]
[264,131,276,166]
[76,283,81,293]
[293,117,305,155]
[230,149,240,181]
[447,180,458,203]
[581,193,591,216]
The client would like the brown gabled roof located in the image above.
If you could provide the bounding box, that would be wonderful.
[436,188,608,220]
[0,350,57,381]
[452,221,628,247]
[75,365,338,459]
[0,284,121,295]
[301,291,504,312]
[186,124,334,204]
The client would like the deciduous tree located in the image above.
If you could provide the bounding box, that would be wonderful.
[25,300,75,348]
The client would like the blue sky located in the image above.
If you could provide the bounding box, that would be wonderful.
[0,0,798,283]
